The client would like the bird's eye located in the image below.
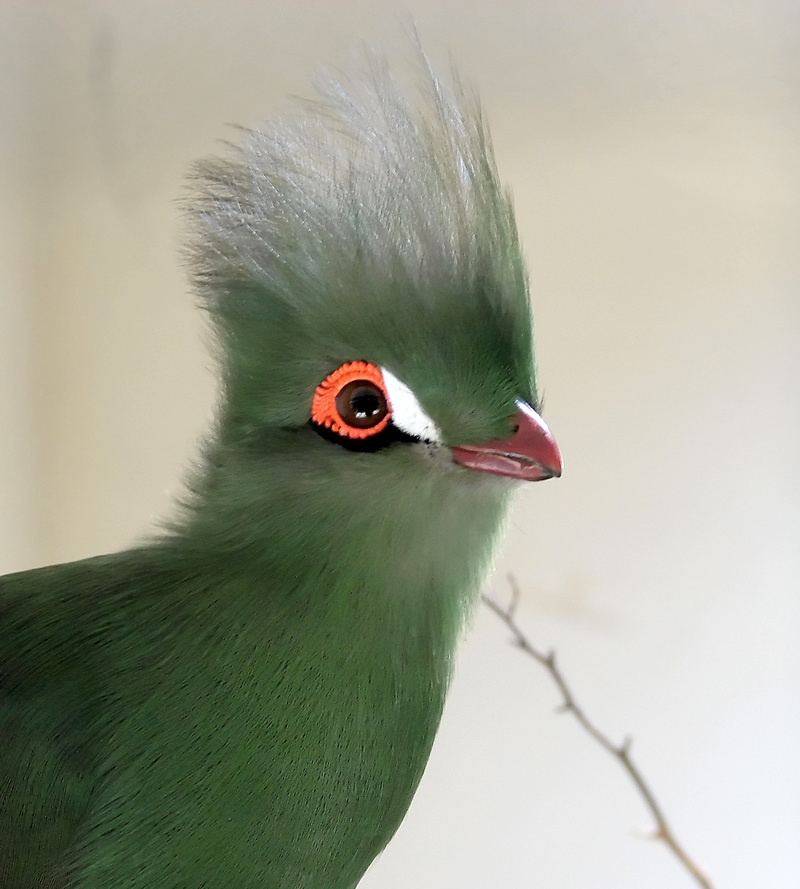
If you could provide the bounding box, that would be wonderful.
[312,361,391,440]
[335,380,388,429]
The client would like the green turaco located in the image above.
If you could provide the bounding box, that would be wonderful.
[0,51,561,889]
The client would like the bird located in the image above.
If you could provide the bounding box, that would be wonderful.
[0,49,561,889]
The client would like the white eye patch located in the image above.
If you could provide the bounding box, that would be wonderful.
[381,368,441,444]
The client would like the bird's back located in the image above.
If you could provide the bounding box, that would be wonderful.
[0,545,455,888]
[0,554,143,887]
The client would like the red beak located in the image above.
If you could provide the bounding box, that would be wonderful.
[451,401,562,482]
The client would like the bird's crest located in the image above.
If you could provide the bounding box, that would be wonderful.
[183,46,536,439]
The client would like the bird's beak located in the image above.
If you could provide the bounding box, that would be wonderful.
[451,401,562,482]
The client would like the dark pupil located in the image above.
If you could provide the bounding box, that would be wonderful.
[352,391,380,418]
[336,381,388,429]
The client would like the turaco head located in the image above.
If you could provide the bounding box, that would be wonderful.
[181,50,561,578]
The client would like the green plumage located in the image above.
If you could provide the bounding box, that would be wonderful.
[1,51,539,888]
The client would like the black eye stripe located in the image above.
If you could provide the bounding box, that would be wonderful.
[310,420,418,452]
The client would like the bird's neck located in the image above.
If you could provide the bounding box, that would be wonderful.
[172,441,512,660]
[128,445,513,885]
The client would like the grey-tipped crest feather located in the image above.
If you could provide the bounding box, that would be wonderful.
[186,49,525,321]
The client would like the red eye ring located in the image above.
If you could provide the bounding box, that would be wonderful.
[311,361,392,440]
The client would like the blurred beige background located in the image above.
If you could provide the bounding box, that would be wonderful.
[1,2,798,887]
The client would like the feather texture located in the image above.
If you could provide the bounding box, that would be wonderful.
[185,48,535,443]
[1,48,539,888]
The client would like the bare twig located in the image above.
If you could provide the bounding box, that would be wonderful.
[482,575,714,889]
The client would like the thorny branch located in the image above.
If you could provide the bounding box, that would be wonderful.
[482,575,714,889]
